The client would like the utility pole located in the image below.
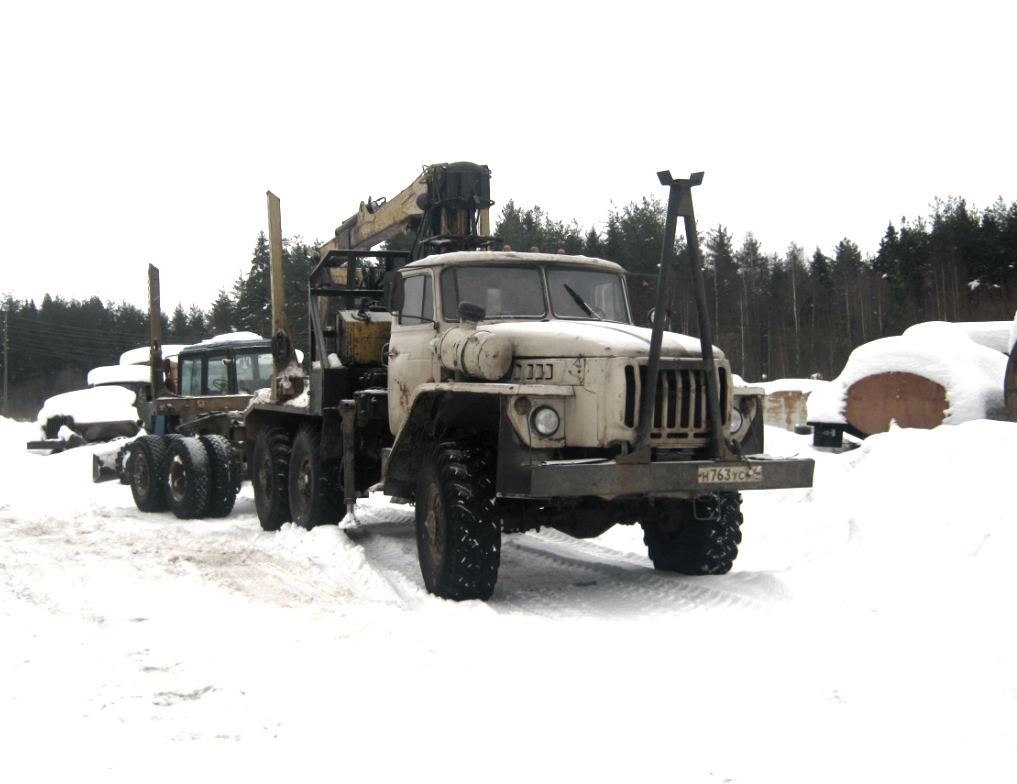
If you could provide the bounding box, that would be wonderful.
[2,308,8,417]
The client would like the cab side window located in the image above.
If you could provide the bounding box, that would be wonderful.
[400,273,433,325]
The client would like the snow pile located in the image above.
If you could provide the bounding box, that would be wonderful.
[951,320,1015,353]
[35,384,141,426]
[807,321,1008,424]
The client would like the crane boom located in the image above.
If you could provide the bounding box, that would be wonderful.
[317,162,496,261]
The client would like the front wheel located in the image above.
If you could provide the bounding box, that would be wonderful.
[415,441,501,601]
[641,492,743,575]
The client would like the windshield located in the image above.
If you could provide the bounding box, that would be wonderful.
[439,264,631,323]
[440,265,546,319]
[547,268,629,322]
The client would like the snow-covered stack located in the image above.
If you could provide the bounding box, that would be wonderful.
[807,320,1010,431]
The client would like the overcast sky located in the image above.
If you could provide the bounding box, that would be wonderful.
[1,1,1013,313]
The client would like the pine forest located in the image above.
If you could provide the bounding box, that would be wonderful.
[2,194,1016,419]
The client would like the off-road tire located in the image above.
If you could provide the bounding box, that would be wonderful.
[641,492,743,575]
[164,436,211,520]
[288,424,342,529]
[200,434,238,518]
[415,441,501,601]
[252,426,293,531]
[128,435,170,512]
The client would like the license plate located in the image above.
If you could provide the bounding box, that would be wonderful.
[697,465,763,484]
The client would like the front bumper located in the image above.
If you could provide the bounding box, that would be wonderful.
[515,455,815,500]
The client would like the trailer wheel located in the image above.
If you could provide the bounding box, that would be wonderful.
[163,436,211,520]
[252,426,293,531]
[288,425,341,529]
[415,441,501,601]
[128,435,169,512]
[641,492,743,575]
[200,434,238,518]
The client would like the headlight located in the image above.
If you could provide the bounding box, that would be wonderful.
[531,406,560,437]
[730,407,744,434]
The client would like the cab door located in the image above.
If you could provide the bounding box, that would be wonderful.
[388,270,439,435]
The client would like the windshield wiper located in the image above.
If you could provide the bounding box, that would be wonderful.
[563,283,604,321]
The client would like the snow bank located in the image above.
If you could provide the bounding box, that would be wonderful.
[807,321,1008,425]
[2,413,1017,781]
[35,385,141,426]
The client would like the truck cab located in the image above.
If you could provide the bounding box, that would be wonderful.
[173,334,275,397]
[384,250,758,498]
[153,333,273,441]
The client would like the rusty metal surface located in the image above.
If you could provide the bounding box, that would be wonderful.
[154,395,252,416]
[763,389,812,431]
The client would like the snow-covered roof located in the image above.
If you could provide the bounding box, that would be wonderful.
[87,364,151,387]
[118,344,189,365]
[191,331,265,347]
[406,250,624,273]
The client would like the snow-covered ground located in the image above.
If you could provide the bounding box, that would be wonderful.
[2,415,1015,782]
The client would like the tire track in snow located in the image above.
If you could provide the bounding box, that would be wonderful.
[2,481,789,620]
[493,529,792,616]
[339,515,793,616]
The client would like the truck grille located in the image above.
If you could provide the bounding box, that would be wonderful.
[623,362,729,441]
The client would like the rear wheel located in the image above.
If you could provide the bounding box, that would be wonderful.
[128,435,169,512]
[200,434,238,518]
[164,436,211,520]
[288,425,342,529]
[252,426,293,531]
[641,492,743,575]
[415,441,501,601]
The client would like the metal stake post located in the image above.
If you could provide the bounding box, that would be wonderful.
[629,171,733,462]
